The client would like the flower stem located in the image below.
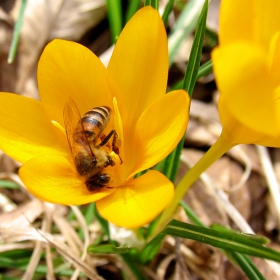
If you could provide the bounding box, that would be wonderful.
[152,131,235,236]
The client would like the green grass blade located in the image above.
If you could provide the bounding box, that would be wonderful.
[169,135,186,182]
[0,179,20,189]
[8,0,28,63]
[162,0,175,26]
[139,233,165,264]
[228,251,265,280]
[196,59,213,79]
[153,159,166,171]
[106,0,122,43]
[84,202,95,225]
[168,0,205,65]
[88,244,131,254]
[179,201,206,227]
[121,254,148,280]
[211,224,269,245]
[169,60,213,91]
[151,0,159,10]
[161,147,177,179]
[144,0,159,9]
[125,0,141,23]
[179,204,267,279]
[183,0,208,96]
[161,0,208,186]
[93,203,110,240]
[164,220,280,262]
[144,0,151,6]
[78,203,95,239]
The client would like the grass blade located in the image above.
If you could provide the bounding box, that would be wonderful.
[164,220,280,262]
[125,0,141,23]
[162,0,175,26]
[168,0,205,65]
[8,0,28,64]
[106,0,122,43]
[183,0,208,96]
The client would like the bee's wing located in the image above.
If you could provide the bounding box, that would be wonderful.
[63,98,94,160]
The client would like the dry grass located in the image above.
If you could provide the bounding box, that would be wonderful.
[0,0,280,279]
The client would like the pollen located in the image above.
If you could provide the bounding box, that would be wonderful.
[109,151,122,165]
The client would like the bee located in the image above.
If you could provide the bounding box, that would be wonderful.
[63,98,121,191]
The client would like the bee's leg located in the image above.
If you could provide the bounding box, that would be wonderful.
[86,174,112,191]
[104,156,115,167]
[99,133,110,148]
[111,131,123,164]
[97,130,115,148]
[98,130,123,164]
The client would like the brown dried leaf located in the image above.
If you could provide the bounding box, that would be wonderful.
[178,149,229,226]
[0,199,43,228]
[10,0,106,96]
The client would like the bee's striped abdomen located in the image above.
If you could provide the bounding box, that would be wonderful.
[78,106,111,143]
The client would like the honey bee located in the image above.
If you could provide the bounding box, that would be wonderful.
[63,98,121,191]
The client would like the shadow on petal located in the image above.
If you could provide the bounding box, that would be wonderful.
[129,90,189,177]
[96,170,174,229]
[19,155,115,205]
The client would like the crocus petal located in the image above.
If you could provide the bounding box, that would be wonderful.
[219,0,255,45]
[128,90,189,177]
[19,155,115,205]
[219,0,280,49]
[96,170,174,229]
[38,39,117,126]
[254,0,280,49]
[212,42,280,142]
[108,7,168,130]
[269,32,280,84]
[0,92,68,163]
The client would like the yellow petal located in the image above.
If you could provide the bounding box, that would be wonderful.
[268,32,280,84]
[38,39,117,126]
[219,0,280,50]
[19,155,115,205]
[96,170,174,229]
[213,42,280,143]
[108,7,168,131]
[0,92,68,163]
[128,90,189,177]
[254,0,280,50]
[219,0,255,45]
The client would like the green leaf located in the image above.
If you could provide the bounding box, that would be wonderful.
[164,220,280,262]
[93,203,110,240]
[162,0,175,25]
[144,0,159,10]
[210,224,270,245]
[106,0,123,43]
[183,0,208,96]
[138,233,165,264]
[151,0,159,10]
[178,204,266,279]
[196,59,213,79]
[144,0,151,6]
[8,0,27,63]
[87,244,131,255]
[160,0,208,188]
[121,254,148,280]
[78,203,95,240]
[168,60,213,91]
[125,0,141,23]
[168,0,206,65]
[179,201,206,227]
[0,179,20,189]
[228,251,265,280]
